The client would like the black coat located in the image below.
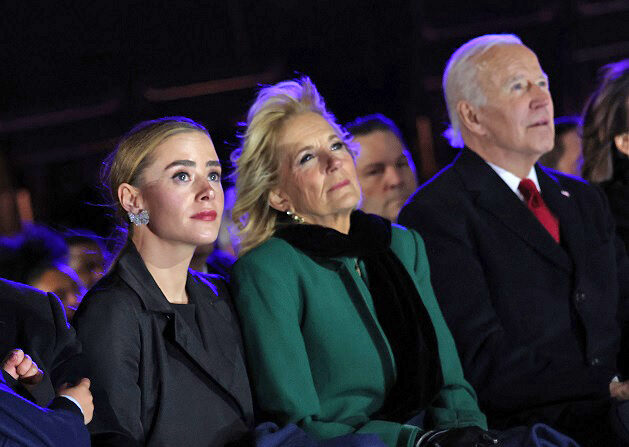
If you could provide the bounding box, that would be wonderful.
[73,243,254,447]
[601,178,629,254]
[0,278,82,406]
[398,148,629,444]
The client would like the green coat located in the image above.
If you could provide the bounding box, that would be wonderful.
[232,224,486,447]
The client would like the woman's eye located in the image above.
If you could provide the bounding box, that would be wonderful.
[173,172,190,182]
[331,141,344,151]
[299,154,314,165]
[537,80,548,88]
[208,172,221,182]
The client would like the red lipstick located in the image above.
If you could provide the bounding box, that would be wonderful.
[191,210,217,221]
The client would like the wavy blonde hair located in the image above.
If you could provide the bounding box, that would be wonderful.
[231,76,358,254]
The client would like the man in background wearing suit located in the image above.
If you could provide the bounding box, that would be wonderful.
[0,277,92,445]
[399,34,629,446]
[0,277,83,405]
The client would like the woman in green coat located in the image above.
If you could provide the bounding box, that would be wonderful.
[229,77,575,447]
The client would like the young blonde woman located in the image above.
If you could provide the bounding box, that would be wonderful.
[73,117,253,446]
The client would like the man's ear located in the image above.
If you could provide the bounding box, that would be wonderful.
[614,133,629,156]
[118,183,144,214]
[457,100,485,136]
[268,188,291,213]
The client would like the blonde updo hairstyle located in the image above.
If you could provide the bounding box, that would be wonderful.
[101,116,210,237]
[231,76,358,254]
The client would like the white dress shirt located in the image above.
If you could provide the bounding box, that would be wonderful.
[486,162,540,201]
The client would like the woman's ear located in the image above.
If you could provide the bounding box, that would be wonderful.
[614,133,629,156]
[118,183,144,214]
[268,188,291,213]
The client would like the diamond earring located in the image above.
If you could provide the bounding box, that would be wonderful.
[286,210,304,224]
[128,210,150,226]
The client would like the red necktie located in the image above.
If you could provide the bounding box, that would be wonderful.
[518,178,560,243]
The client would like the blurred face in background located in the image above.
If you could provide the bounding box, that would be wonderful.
[68,241,105,289]
[354,130,417,221]
[556,129,583,176]
[32,264,85,321]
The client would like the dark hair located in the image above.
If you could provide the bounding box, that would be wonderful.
[0,224,68,285]
[581,59,629,182]
[64,228,106,250]
[538,116,581,170]
[345,113,407,148]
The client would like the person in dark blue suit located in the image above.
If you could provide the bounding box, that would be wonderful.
[399,34,629,446]
[0,277,83,406]
[0,372,90,447]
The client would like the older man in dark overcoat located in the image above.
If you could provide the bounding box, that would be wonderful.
[399,34,629,446]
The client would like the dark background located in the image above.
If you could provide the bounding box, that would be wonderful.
[1,0,628,237]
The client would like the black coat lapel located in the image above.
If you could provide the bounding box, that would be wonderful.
[455,149,572,271]
[116,243,246,413]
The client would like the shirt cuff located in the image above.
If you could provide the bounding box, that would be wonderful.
[58,394,84,417]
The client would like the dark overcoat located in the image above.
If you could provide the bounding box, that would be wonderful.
[398,148,629,443]
[0,278,82,405]
[73,243,254,446]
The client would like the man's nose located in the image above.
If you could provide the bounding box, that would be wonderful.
[383,166,403,189]
[530,83,551,109]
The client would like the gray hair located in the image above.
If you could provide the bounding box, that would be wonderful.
[443,34,523,148]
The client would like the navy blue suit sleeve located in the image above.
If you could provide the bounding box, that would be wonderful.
[0,380,89,447]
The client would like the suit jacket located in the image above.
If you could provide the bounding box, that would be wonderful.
[0,278,82,406]
[73,243,254,447]
[0,374,89,447]
[232,225,486,447]
[398,148,629,442]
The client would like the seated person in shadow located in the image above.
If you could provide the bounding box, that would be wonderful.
[0,277,83,405]
[0,225,85,321]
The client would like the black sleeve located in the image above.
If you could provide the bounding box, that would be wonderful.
[73,291,144,445]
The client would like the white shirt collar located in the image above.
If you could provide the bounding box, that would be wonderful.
[485,161,540,201]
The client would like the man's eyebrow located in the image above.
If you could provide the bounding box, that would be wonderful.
[164,160,221,170]
[363,162,385,170]
[505,72,549,84]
